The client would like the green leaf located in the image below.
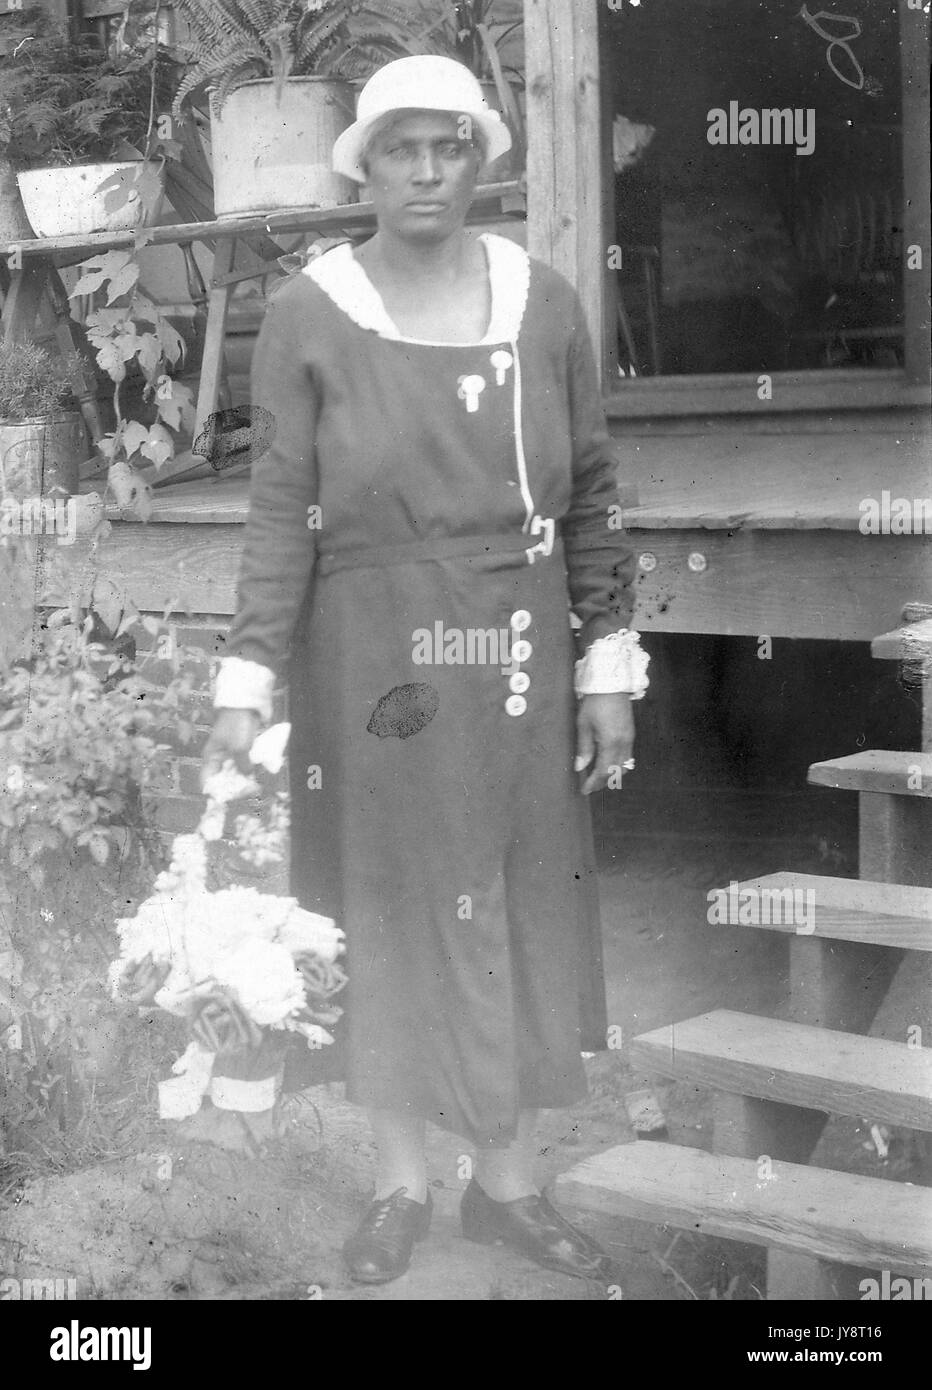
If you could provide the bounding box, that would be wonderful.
[155,316,185,368]
[94,342,127,383]
[114,329,143,362]
[107,461,153,522]
[86,307,129,333]
[152,138,184,164]
[104,261,141,306]
[139,424,174,469]
[70,251,137,301]
[136,332,163,381]
[155,379,196,433]
[122,421,150,458]
[95,167,136,214]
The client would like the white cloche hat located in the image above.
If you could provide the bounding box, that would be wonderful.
[332,55,512,183]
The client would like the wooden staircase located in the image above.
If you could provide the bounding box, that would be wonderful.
[557,607,932,1297]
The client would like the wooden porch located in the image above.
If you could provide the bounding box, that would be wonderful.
[13,0,927,641]
[36,405,931,644]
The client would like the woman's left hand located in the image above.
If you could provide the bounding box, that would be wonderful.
[575,694,636,795]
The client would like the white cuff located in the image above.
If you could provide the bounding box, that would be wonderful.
[574,629,650,698]
[213,657,275,723]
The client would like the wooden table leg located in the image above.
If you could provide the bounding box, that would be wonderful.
[194,237,235,440]
[2,260,46,344]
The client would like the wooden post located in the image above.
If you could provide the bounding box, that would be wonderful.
[524,0,604,375]
[900,0,932,386]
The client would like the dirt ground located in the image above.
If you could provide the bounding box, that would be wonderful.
[0,831,917,1301]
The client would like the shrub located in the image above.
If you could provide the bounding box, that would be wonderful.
[0,603,206,1173]
[0,342,74,420]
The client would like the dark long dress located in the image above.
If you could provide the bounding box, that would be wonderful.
[224,234,637,1146]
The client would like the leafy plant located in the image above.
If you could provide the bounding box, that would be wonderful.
[413,1,524,83]
[0,7,180,170]
[0,602,207,890]
[170,0,425,115]
[0,596,209,1169]
[0,342,75,420]
[412,1,525,164]
[67,250,196,520]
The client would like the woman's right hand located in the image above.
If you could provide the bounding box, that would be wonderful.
[201,708,263,790]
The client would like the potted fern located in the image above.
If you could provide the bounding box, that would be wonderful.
[0,342,84,503]
[170,0,420,218]
[0,6,177,238]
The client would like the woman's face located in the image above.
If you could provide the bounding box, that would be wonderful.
[362,110,483,240]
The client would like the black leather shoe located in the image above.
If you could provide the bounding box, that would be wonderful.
[343,1187,432,1284]
[461,1179,617,1281]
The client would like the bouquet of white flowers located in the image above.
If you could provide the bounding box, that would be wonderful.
[108,725,346,1119]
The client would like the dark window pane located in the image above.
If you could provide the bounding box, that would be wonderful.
[604,0,904,376]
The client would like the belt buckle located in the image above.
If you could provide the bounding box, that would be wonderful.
[526,516,555,564]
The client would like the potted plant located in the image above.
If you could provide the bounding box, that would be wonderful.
[170,0,421,218]
[0,341,84,503]
[413,0,525,179]
[0,5,178,237]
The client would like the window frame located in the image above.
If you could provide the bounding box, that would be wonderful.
[598,0,931,418]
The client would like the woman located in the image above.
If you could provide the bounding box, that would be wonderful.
[204,56,649,1286]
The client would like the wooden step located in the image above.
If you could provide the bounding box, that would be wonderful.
[809,751,932,798]
[629,1010,932,1131]
[555,1141,932,1276]
[872,618,932,662]
[713,873,932,950]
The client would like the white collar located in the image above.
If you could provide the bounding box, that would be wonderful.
[302,231,530,346]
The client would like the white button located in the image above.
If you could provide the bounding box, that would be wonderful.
[509,672,530,694]
[505,695,527,717]
[511,639,533,663]
[510,609,532,632]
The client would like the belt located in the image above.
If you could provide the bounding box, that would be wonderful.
[316,520,559,576]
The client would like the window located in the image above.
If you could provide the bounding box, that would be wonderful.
[600,0,930,412]
[76,1,176,51]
